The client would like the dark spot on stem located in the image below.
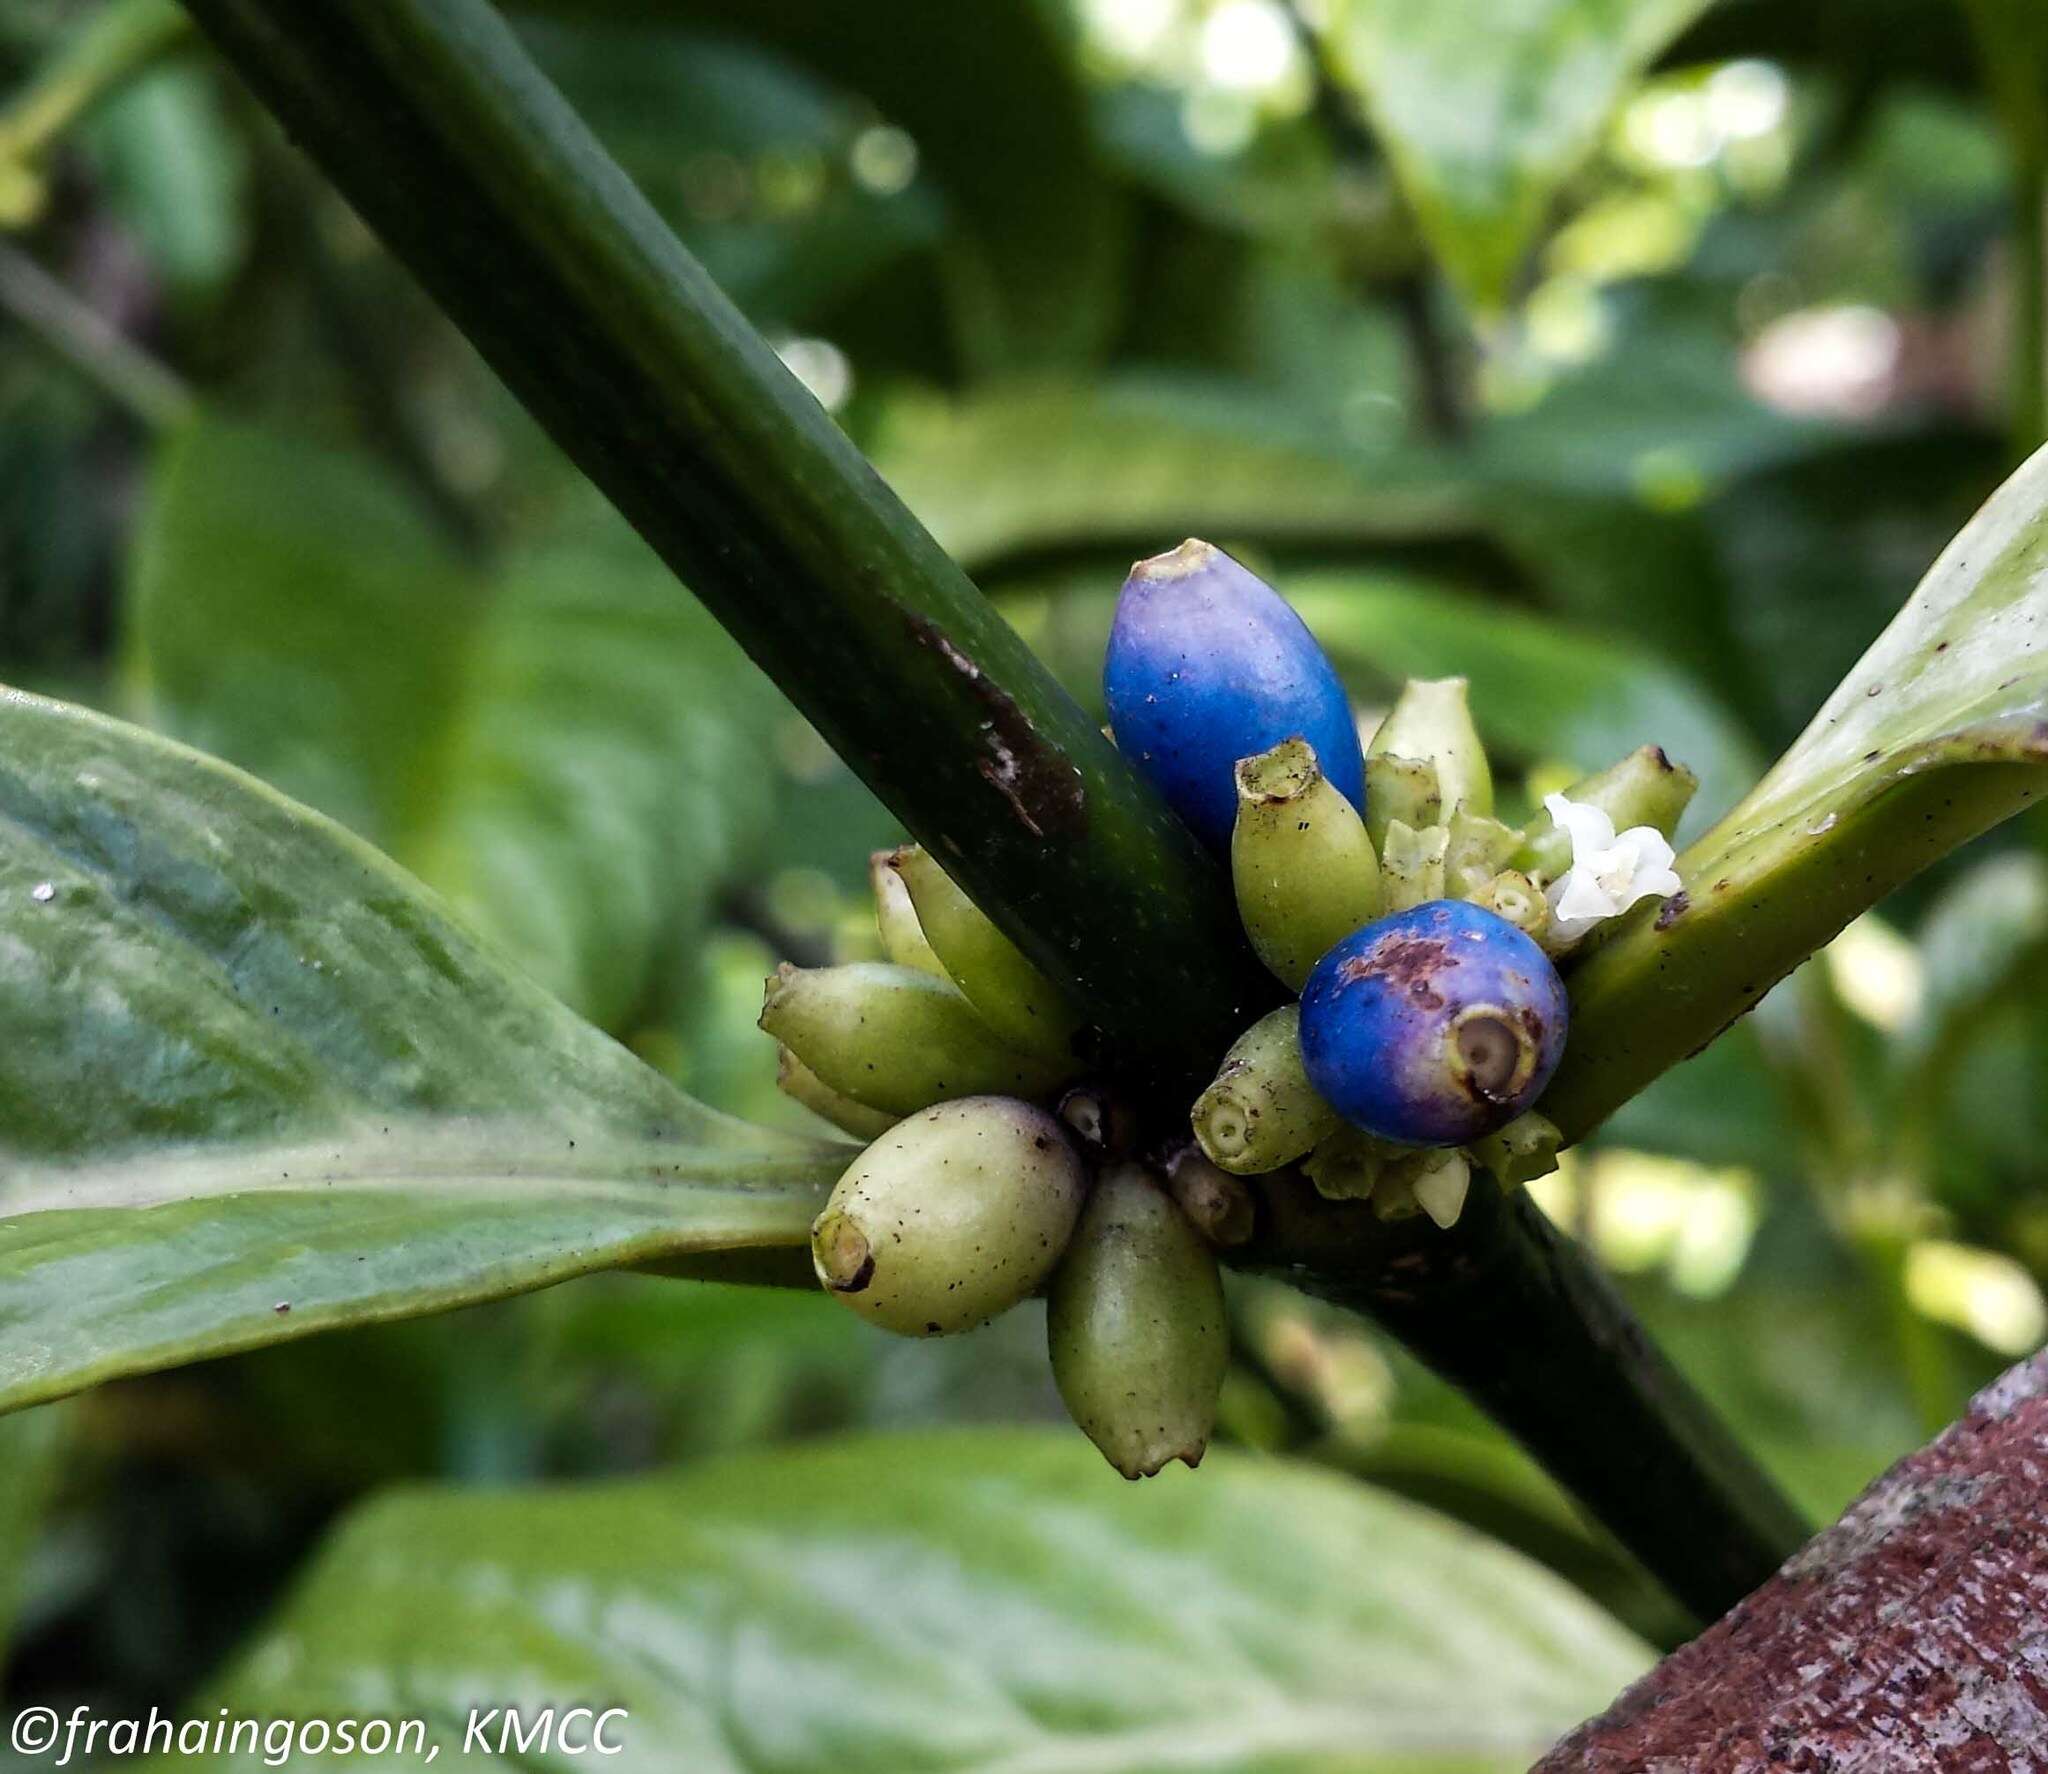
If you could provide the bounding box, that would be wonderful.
[1655,890,1691,930]
[906,615,1089,839]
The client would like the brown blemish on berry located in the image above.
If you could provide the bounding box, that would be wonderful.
[1338,935,1452,1010]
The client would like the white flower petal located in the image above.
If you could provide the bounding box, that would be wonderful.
[1543,792,1616,859]
[1616,825,1677,873]
[1554,864,1622,924]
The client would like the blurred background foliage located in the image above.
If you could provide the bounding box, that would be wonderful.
[1,0,2046,1753]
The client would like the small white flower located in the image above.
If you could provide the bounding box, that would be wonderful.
[1542,793,1683,945]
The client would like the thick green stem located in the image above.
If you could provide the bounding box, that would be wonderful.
[177,0,1269,1093]
[181,0,1806,1618]
[1242,1175,1809,1623]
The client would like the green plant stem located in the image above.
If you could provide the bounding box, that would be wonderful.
[1241,1173,1808,1624]
[0,0,191,167]
[0,239,194,430]
[178,0,1270,1097]
[181,0,1807,1618]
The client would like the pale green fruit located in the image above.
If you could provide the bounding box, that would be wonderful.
[810,1096,1086,1336]
[870,849,946,976]
[760,961,1072,1116]
[1192,1005,1339,1176]
[1231,738,1381,991]
[1048,1164,1228,1478]
[885,845,1079,1061]
[774,1046,896,1141]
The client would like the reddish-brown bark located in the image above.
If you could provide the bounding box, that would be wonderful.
[1537,1350,2048,1772]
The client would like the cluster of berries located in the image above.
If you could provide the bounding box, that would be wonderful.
[761,540,1691,1478]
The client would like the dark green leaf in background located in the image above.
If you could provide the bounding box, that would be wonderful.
[128,418,781,1031]
[0,1403,67,1660]
[189,1431,1650,1773]
[1330,0,1716,314]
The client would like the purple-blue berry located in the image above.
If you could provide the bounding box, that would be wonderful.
[1104,539,1364,852]
[1299,899,1567,1147]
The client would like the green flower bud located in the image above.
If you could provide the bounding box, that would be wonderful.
[1471,1110,1561,1189]
[1468,868,1551,945]
[1048,1163,1228,1478]
[870,849,946,976]
[1364,752,1441,853]
[1192,1005,1340,1175]
[760,961,1072,1116]
[1230,739,1382,990]
[1368,677,1491,817]
[1516,746,1698,881]
[1378,819,1448,911]
[1443,809,1520,898]
[1303,1126,1396,1201]
[775,1045,897,1141]
[1163,1144,1256,1246]
[811,1096,1086,1336]
[884,846,1080,1062]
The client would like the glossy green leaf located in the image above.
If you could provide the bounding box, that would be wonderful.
[1329,0,1714,313]
[193,1430,1649,1772]
[0,1126,829,1417]
[869,380,1474,573]
[1549,443,2048,1139]
[128,419,780,1029]
[0,684,839,1413]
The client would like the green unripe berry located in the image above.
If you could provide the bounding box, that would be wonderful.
[775,1045,897,1140]
[810,1096,1086,1336]
[1048,1163,1228,1478]
[1230,738,1382,991]
[870,849,946,976]
[760,961,1072,1116]
[1192,1004,1340,1176]
[884,845,1080,1061]
[1368,677,1491,818]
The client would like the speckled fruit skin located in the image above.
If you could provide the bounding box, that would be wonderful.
[1103,540,1364,852]
[1299,899,1568,1147]
[809,1096,1086,1337]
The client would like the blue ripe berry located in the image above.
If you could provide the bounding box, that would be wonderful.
[1104,539,1364,852]
[1299,899,1567,1147]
